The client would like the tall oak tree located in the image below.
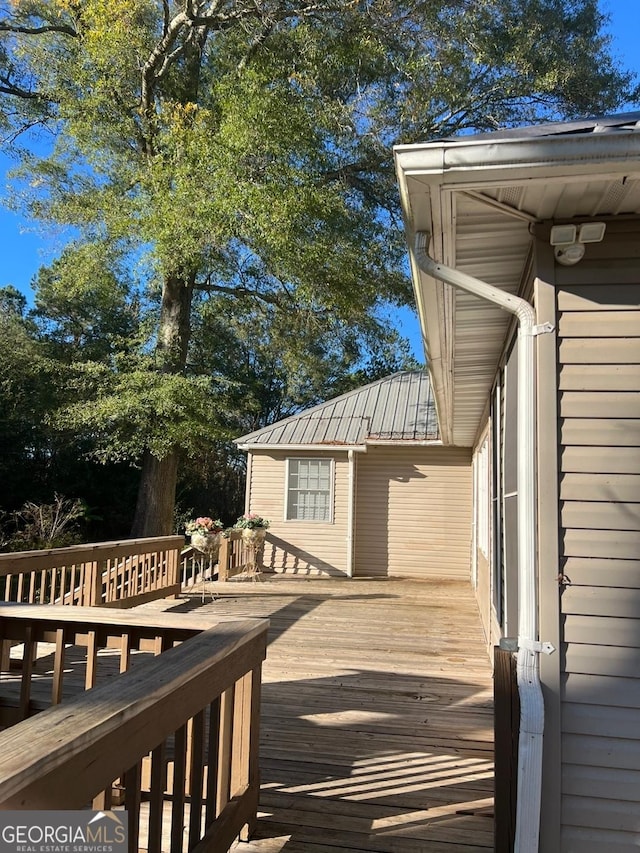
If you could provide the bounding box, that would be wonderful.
[0,0,636,533]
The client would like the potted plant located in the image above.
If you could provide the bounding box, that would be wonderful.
[233,513,270,546]
[185,516,224,554]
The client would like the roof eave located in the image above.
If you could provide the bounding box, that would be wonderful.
[394,126,640,448]
[395,150,454,446]
[394,129,640,185]
[236,442,368,453]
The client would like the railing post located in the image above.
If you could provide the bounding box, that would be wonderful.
[168,544,180,599]
[218,537,230,583]
[239,665,262,842]
[92,561,105,606]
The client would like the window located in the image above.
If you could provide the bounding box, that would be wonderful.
[475,435,490,560]
[286,458,333,522]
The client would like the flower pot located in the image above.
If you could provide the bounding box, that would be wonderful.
[241,527,267,545]
[190,532,221,555]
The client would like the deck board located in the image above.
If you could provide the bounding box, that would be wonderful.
[142,575,494,852]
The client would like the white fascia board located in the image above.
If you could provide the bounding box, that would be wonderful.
[395,150,454,445]
[407,249,453,443]
[395,131,640,187]
[236,443,367,453]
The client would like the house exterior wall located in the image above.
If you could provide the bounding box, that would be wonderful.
[530,223,640,851]
[462,225,640,850]
[551,233,640,851]
[468,229,640,849]
[353,445,472,579]
[247,445,472,580]
[247,449,350,576]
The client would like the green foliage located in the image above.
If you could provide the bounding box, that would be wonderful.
[0,288,61,502]
[3,1,634,296]
[190,292,420,432]
[0,0,636,534]
[1,495,88,552]
[0,284,141,538]
[56,360,228,462]
[32,242,141,361]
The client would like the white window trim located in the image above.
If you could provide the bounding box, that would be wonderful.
[476,436,490,561]
[284,457,335,524]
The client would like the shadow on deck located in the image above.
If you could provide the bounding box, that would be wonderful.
[143,575,494,853]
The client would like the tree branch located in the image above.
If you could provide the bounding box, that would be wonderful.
[138,0,352,151]
[195,280,288,308]
[236,17,276,73]
[0,77,43,100]
[2,116,51,145]
[0,21,77,37]
[140,10,190,119]
[162,0,171,36]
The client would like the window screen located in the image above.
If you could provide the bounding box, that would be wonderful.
[286,458,333,522]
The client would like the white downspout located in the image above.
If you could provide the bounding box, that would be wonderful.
[414,231,552,853]
[346,449,355,577]
[245,452,253,515]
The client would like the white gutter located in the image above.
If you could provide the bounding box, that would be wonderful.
[236,443,368,453]
[346,449,356,577]
[364,439,443,447]
[394,128,640,183]
[414,231,552,853]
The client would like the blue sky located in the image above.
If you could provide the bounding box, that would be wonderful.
[1,0,639,360]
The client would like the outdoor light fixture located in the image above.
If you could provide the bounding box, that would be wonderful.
[550,222,607,266]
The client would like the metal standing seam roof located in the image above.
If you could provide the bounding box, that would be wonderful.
[234,371,439,448]
[439,111,640,142]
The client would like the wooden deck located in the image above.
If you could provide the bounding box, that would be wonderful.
[140,575,494,853]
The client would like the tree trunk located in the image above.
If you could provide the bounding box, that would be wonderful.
[131,449,180,537]
[130,272,194,537]
[130,35,204,539]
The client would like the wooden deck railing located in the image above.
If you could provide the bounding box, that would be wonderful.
[219,531,250,582]
[181,545,219,589]
[0,536,183,608]
[181,530,266,586]
[0,604,269,853]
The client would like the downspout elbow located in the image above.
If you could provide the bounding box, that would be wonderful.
[414,231,536,328]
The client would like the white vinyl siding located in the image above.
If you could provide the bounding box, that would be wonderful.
[555,276,640,851]
[286,458,333,522]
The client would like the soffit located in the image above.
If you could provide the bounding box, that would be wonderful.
[396,116,640,447]
[478,175,640,220]
[443,194,531,446]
